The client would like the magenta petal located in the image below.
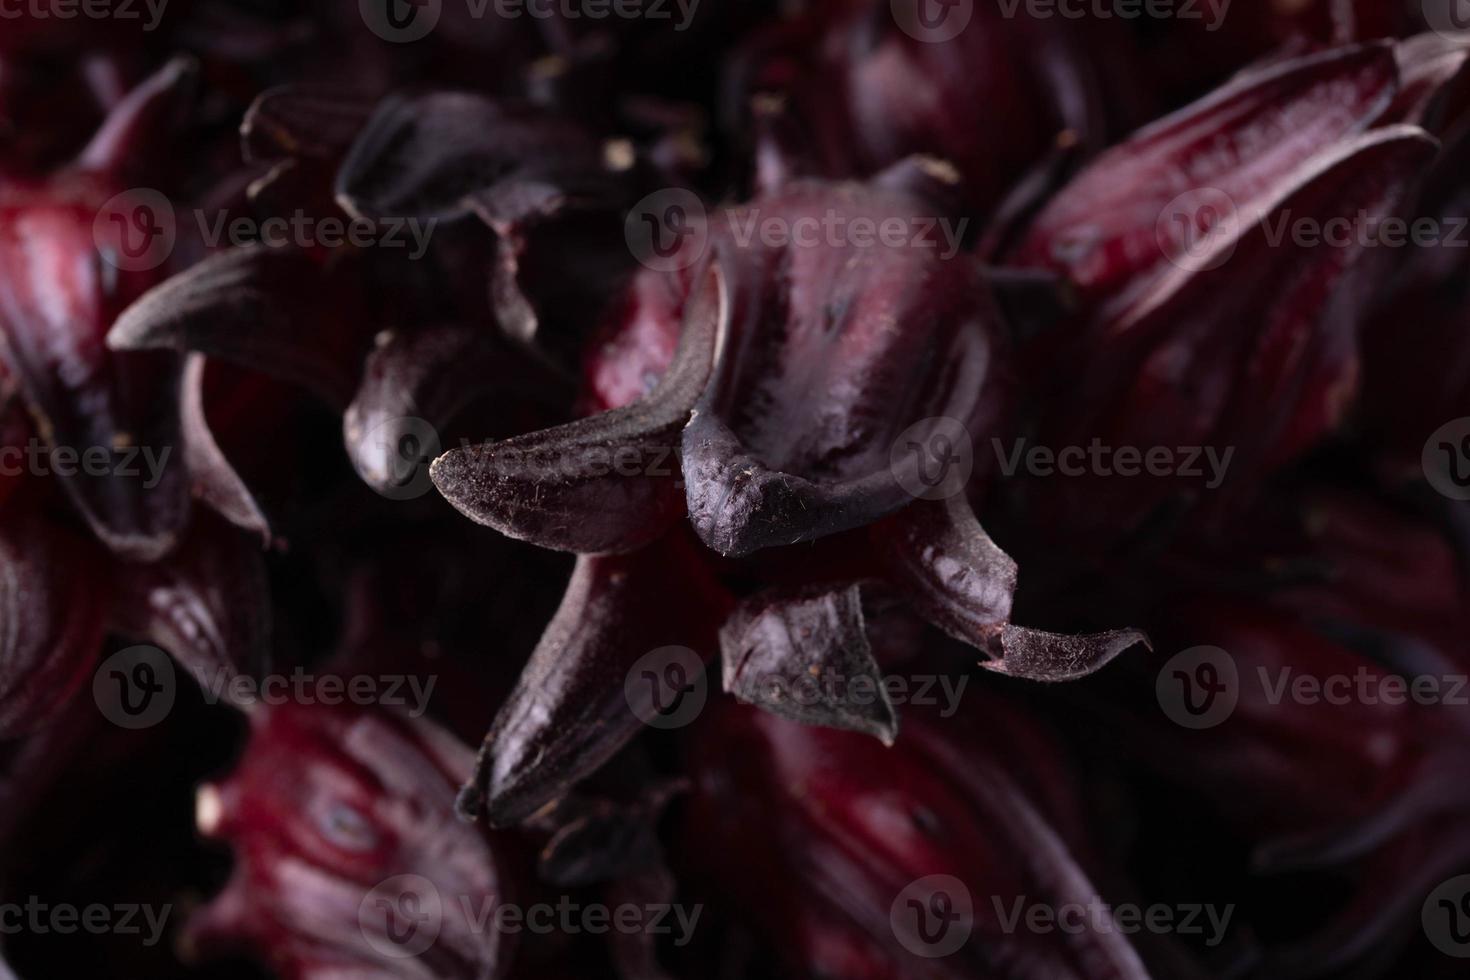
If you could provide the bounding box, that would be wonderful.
[0,520,106,737]
[431,264,725,554]
[720,583,898,744]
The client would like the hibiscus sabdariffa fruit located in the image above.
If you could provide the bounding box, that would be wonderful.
[432,160,1146,826]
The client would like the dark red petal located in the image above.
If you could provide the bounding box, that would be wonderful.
[431,264,725,554]
[1013,43,1399,307]
[0,519,106,737]
[719,583,898,744]
[190,702,515,979]
[0,194,189,560]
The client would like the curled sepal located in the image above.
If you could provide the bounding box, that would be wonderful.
[979,626,1150,683]
[105,513,270,703]
[720,583,898,745]
[0,519,107,737]
[189,702,514,979]
[335,92,620,223]
[873,497,1147,681]
[108,245,364,408]
[458,533,727,828]
[181,355,270,541]
[431,264,725,554]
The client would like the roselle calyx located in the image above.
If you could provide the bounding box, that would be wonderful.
[685,698,1152,980]
[190,702,517,980]
[1008,43,1437,540]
